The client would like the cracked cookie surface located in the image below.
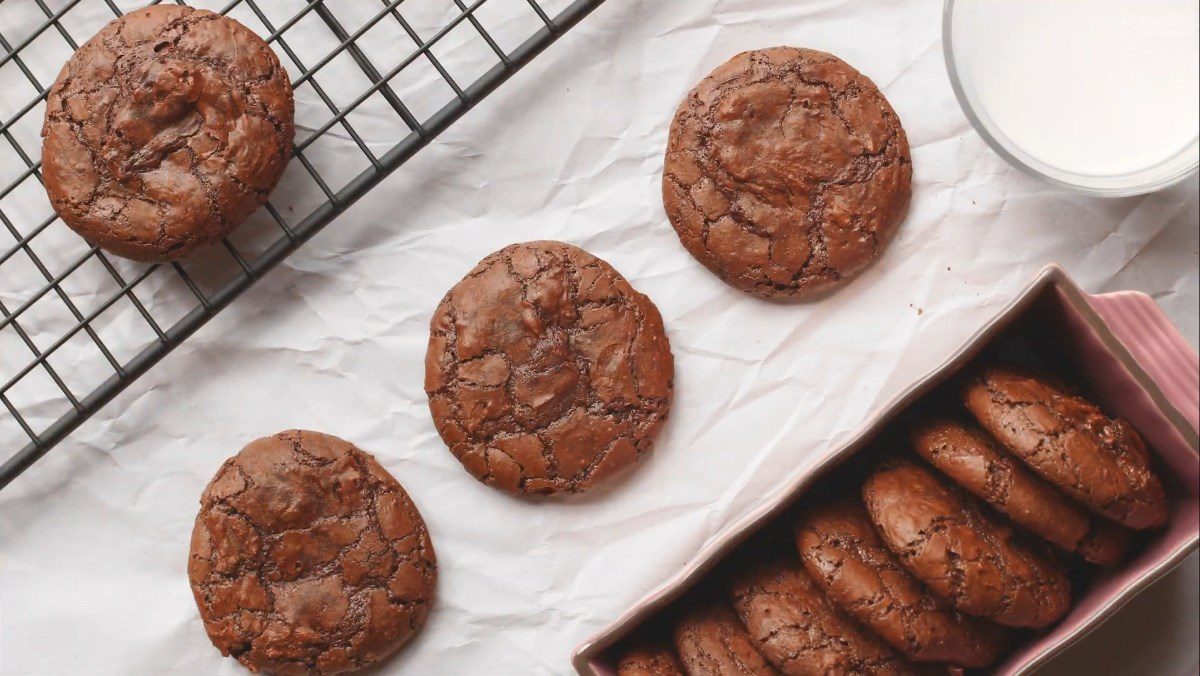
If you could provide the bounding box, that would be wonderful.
[188,430,436,675]
[425,241,673,496]
[863,460,1069,628]
[796,500,1008,667]
[911,417,1130,565]
[662,47,911,300]
[963,367,1168,530]
[617,641,685,676]
[729,559,922,675]
[42,4,294,262]
[672,601,777,675]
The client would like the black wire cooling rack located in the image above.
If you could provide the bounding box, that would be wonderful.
[0,0,606,488]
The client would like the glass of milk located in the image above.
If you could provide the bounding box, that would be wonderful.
[944,0,1199,196]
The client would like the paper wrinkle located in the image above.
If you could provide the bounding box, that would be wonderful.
[0,1,1197,674]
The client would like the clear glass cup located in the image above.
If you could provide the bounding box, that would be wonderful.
[943,0,1199,197]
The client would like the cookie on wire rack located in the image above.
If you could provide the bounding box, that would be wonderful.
[42,5,294,261]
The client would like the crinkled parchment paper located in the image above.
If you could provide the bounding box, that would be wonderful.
[1,0,1196,674]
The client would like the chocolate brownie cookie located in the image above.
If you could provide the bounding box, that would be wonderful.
[728,559,918,675]
[617,642,685,676]
[672,602,777,675]
[862,460,1070,628]
[963,367,1168,530]
[796,500,1008,667]
[662,47,911,300]
[188,430,436,674]
[911,417,1130,565]
[42,5,293,262]
[425,241,673,495]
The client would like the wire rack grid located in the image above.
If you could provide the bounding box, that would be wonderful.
[0,0,606,489]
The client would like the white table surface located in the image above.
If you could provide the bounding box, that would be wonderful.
[1,1,1197,674]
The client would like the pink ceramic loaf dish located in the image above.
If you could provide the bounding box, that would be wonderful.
[573,265,1199,675]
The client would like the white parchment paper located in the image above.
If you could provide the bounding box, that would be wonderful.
[1,1,1197,674]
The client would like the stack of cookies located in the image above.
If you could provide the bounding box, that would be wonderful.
[611,367,1168,675]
